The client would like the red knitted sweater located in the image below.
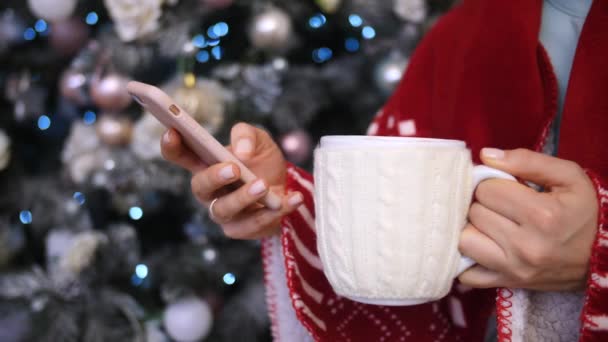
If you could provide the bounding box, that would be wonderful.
[262,0,608,341]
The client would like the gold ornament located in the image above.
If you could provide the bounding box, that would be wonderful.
[96,114,133,146]
[315,0,341,14]
[166,76,229,135]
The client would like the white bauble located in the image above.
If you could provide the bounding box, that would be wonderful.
[163,297,213,342]
[27,0,77,22]
[104,0,163,42]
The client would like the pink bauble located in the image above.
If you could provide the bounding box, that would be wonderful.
[90,73,132,111]
[200,0,233,9]
[49,18,91,56]
[59,69,89,106]
[280,130,312,164]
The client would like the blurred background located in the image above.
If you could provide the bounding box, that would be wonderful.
[0,0,456,341]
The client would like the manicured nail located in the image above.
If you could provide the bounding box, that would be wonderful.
[249,180,267,196]
[219,165,235,180]
[288,193,303,207]
[235,139,253,158]
[162,130,172,144]
[481,148,505,160]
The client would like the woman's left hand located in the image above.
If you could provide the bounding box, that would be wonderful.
[458,148,599,291]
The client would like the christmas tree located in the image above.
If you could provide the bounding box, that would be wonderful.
[0,0,455,341]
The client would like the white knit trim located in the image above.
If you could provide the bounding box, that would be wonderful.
[599,230,608,248]
[264,235,313,342]
[585,314,608,331]
[509,288,584,342]
[591,272,608,289]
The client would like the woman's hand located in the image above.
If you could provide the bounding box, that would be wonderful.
[459,148,599,291]
[161,122,303,239]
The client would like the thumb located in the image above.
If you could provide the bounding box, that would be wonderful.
[480,148,582,188]
[230,122,272,161]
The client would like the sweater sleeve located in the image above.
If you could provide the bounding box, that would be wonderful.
[261,11,495,340]
[579,171,608,340]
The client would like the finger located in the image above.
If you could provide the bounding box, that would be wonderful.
[230,122,272,161]
[468,202,518,248]
[459,224,507,272]
[458,265,506,289]
[475,178,548,224]
[191,163,241,203]
[222,192,304,239]
[480,148,585,188]
[161,129,207,173]
[208,179,270,223]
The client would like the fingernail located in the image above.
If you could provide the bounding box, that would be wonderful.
[288,193,303,207]
[162,131,171,144]
[235,139,253,158]
[249,180,267,196]
[219,165,235,180]
[481,148,505,160]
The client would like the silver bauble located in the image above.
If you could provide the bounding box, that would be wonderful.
[249,7,293,50]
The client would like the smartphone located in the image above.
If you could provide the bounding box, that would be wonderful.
[126,81,282,210]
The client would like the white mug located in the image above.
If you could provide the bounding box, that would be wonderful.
[314,136,514,306]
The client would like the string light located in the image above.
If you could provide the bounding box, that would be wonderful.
[34,19,47,33]
[85,12,99,25]
[192,34,207,48]
[19,210,32,224]
[83,110,96,125]
[345,37,360,52]
[349,14,363,27]
[196,50,210,63]
[129,206,143,220]
[23,28,36,41]
[135,264,149,279]
[312,47,333,63]
[211,46,223,60]
[37,115,51,130]
[207,26,219,39]
[308,14,327,29]
[73,192,86,205]
[212,22,229,37]
[223,273,236,285]
[362,26,376,39]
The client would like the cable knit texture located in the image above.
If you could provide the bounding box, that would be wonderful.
[314,146,473,302]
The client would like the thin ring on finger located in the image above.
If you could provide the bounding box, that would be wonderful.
[209,198,231,223]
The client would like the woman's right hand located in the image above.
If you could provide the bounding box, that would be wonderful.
[161,122,303,239]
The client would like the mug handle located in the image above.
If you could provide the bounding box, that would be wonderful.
[456,165,516,276]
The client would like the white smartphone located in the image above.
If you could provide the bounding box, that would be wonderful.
[127,81,282,210]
